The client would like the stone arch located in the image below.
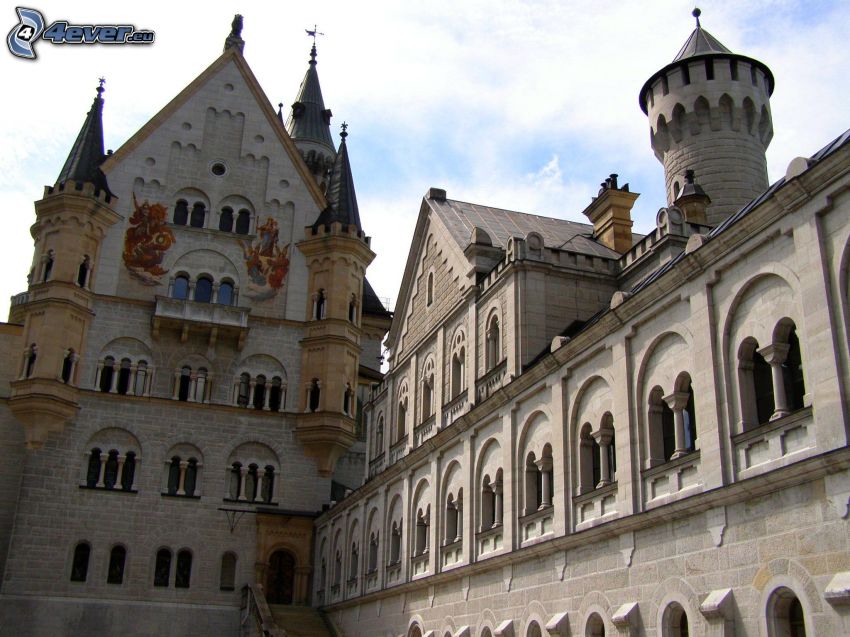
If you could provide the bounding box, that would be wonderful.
[406,615,426,637]
[520,600,549,637]
[168,248,240,284]
[475,608,498,637]
[718,93,735,129]
[694,96,711,133]
[671,103,686,143]
[579,590,613,637]
[517,408,553,465]
[650,577,704,637]
[757,558,822,636]
[653,114,671,155]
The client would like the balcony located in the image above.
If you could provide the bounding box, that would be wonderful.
[441,389,469,429]
[573,482,618,532]
[389,438,408,464]
[642,451,702,509]
[414,414,436,447]
[733,408,815,480]
[368,452,385,479]
[476,359,507,403]
[152,295,250,349]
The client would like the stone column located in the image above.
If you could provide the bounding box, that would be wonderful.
[237,466,248,501]
[536,456,553,508]
[115,455,126,488]
[172,370,181,399]
[177,460,188,496]
[455,497,463,541]
[493,480,503,527]
[249,379,257,409]
[758,343,791,420]
[96,454,107,488]
[109,362,119,393]
[592,429,614,486]
[664,391,691,458]
[127,365,138,396]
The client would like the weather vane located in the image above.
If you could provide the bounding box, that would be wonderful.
[305,24,325,45]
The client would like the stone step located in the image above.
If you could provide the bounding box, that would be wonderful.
[268,605,333,637]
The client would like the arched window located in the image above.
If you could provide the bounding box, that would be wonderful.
[237,373,250,407]
[218,280,234,306]
[178,366,192,402]
[24,343,37,378]
[261,466,275,503]
[269,376,283,412]
[739,338,775,429]
[768,587,807,637]
[421,358,434,420]
[77,255,90,288]
[99,356,115,392]
[103,450,119,489]
[173,199,188,225]
[308,378,320,412]
[167,457,181,495]
[235,209,251,235]
[349,295,357,323]
[70,542,90,582]
[219,207,234,232]
[368,532,378,573]
[481,473,503,530]
[526,621,543,637]
[662,602,690,637]
[245,464,259,502]
[121,452,137,491]
[426,272,434,306]
[390,521,402,564]
[86,448,101,487]
[195,368,207,403]
[524,452,540,514]
[486,314,500,371]
[220,552,237,591]
[62,349,75,384]
[184,458,198,496]
[107,545,126,584]
[43,250,54,282]
[781,324,806,412]
[586,612,606,637]
[135,360,148,395]
[414,507,429,555]
[194,276,213,303]
[451,331,466,398]
[333,550,342,588]
[349,542,358,580]
[375,415,384,457]
[189,202,206,228]
[315,289,326,320]
[445,491,461,544]
[253,375,266,410]
[175,550,192,588]
[154,548,172,587]
[661,393,676,461]
[396,395,407,442]
[343,382,353,415]
[172,274,189,300]
[578,423,596,494]
[228,462,242,500]
[116,358,132,395]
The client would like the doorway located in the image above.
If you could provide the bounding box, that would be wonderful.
[266,550,296,604]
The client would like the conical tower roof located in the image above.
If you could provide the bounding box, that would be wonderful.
[56,80,112,195]
[673,9,732,61]
[313,124,362,231]
[286,44,335,154]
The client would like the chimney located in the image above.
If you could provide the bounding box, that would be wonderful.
[582,174,639,253]
[674,169,711,224]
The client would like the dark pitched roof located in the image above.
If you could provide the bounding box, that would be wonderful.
[285,44,335,153]
[56,82,112,195]
[428,197,633,259]
[313,128,362,231]
[362,278,392,318]
[673,26,731,61]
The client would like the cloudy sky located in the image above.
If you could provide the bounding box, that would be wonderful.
[1,0,848,318]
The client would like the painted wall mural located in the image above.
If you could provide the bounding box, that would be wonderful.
[123,194,175,285]
[241,217,290,301]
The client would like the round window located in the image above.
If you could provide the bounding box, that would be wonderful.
[211,162,227,176]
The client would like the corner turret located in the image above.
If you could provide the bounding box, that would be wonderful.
[640,8,774,225]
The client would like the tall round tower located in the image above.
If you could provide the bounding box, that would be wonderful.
[639,9,774,226]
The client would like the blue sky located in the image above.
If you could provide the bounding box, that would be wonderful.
[1,0,848,317]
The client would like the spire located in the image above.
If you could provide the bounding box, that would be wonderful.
[224,14,244,53]
[313,123,362,231]
[286,43,335,153]
[56,78,112,195]
[673,8,732,61]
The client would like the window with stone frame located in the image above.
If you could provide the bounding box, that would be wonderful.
[70,542,91,582]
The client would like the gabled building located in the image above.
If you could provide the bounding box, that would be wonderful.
[313,13,850,637]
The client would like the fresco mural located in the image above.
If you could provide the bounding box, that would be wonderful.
[241,216,290,301]
[123,195,175,285]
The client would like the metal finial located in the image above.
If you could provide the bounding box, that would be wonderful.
[97,76,106,95]
[305,24,325,45]
[340,121,348,139]
[692,7,701,27]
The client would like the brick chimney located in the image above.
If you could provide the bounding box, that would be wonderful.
[582,174,639,254]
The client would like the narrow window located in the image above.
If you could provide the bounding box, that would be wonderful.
[116,358,132,395]
[154,548,172,587]
[77,256,90,287]
[107,546,126,584]
[662,400,676,461]
[753,349,774,424]
[253,375,266,410]
[43,250,54,282]
[396,399,407,441]
[309,379,320,412]
[173,200,188,225]
[220,552,237,591]
[390,522,401,563]
[245,464,259,502]
[194,276,213,303]
[62,350,75,384]
[661,74,669,95]
[426,272,434,306]
[591,436,602,487]
[70,542,90,582]
[99,356,115,392]
[184,458,198,497]
[175,550,192,588]
[315,289,326,320]
[237,373,250,407]
[218,281,234,306]
[368,533,378,573]
[167,457,181,495]
[349,542,358,580]
[705,58,714,80]
[681,63,691,85]
[178,366,192,402]
[135,361,148,395]
[189,202,206,228]
[25,344,37,378]
[121,452,136,491]
[486,315,500,371]
[750,64,758,86]
[86,448,101,487]
[229,462,242,499]
[730,59,739,80]
[261,466,274,503]
[269,377,283,412]
[683,385,697,452]
[782,327,806,411]
[104,450,119,489]
[219,207,234,232]
[172,275,189,300]
[349,296,357,323]
[235,209,251,235]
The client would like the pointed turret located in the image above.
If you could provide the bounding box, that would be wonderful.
[640,8,775,226]
[55,80,112,196]
[286,44,336,187]
[313,124,362,232]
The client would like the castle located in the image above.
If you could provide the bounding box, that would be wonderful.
[1,11,849,637]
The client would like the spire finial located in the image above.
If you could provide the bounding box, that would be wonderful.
[340,121,348,140]
[305,24,324,46]
[692,7,701,27]
[96,77,105,96]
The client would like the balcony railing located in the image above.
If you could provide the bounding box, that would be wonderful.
[733,408,815,480]
[152,296,250,349]
[413,414,436,447]
[476,359,507,403]
[389,438,408,464]
[476,523,504,558]
[519,504,554,545]
[642,451,702,508]
[368,452,385,479]
[573,482,618,531]
[441,538,463,568]
[411,551,429,577]
[441,388,469,429]
[10,291,29,307]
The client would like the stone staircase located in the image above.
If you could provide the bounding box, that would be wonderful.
[269,605,334,637]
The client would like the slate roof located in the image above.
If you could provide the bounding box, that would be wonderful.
[363,278,392,318]
[428,197,632,259]
[313,129,362,231]
[56,83,112,196]
[285,45,335,153]
[673,26,731,61]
